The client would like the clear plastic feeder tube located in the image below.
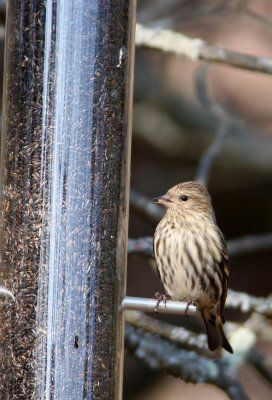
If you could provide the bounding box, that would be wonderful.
[0,1,135,398]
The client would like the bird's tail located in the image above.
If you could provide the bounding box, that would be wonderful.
[202,310,233,354]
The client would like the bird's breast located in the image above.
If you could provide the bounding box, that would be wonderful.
[154,221,223,306]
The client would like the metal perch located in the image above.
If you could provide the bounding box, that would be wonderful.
[122,296,197,315]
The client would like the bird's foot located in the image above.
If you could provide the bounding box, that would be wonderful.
[153,292,170,312]
[182,297,197,318]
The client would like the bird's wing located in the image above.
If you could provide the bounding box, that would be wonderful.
[217,228,229,322]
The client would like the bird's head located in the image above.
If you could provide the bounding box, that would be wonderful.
[153,181,213,217]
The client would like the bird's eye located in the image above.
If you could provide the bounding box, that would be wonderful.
[180,195,188,201]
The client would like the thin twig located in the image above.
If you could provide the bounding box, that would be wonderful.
[194,64,231,186]
[136,23,272,75]
[195,122,228,186]
[227,233,272,257]
[128,233,272,258]
[200,45,272,75]
[130,189,164,223]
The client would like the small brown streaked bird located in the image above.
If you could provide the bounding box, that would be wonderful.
[153,181,233,354]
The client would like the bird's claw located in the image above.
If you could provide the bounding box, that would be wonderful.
[182,297,197,318]
[153,292,170,312]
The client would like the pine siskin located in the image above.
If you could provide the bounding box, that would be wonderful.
[153,181,233,353]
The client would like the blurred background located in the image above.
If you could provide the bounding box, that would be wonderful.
[125,0,272,399]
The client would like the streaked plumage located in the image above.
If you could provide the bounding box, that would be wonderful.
[153,181,233,353]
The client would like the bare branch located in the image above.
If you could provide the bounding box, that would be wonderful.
[195,63,220,113]
[125,311,267,395]
[125,309,260,360]
[194,63,234,186]
[125,324,250,400]
[128,233,272,259]
[227,289,272,316]
[128,236,153,257]
[247,349,272,384]
[195,122,228,186]
[130,189,164,223]
[125,309,210,356]
[136,23,205,60]
[227,233,272,257]
[200,45,272,75]
[136,23,272,75]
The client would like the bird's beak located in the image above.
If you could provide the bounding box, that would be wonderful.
[152,193,173,204]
